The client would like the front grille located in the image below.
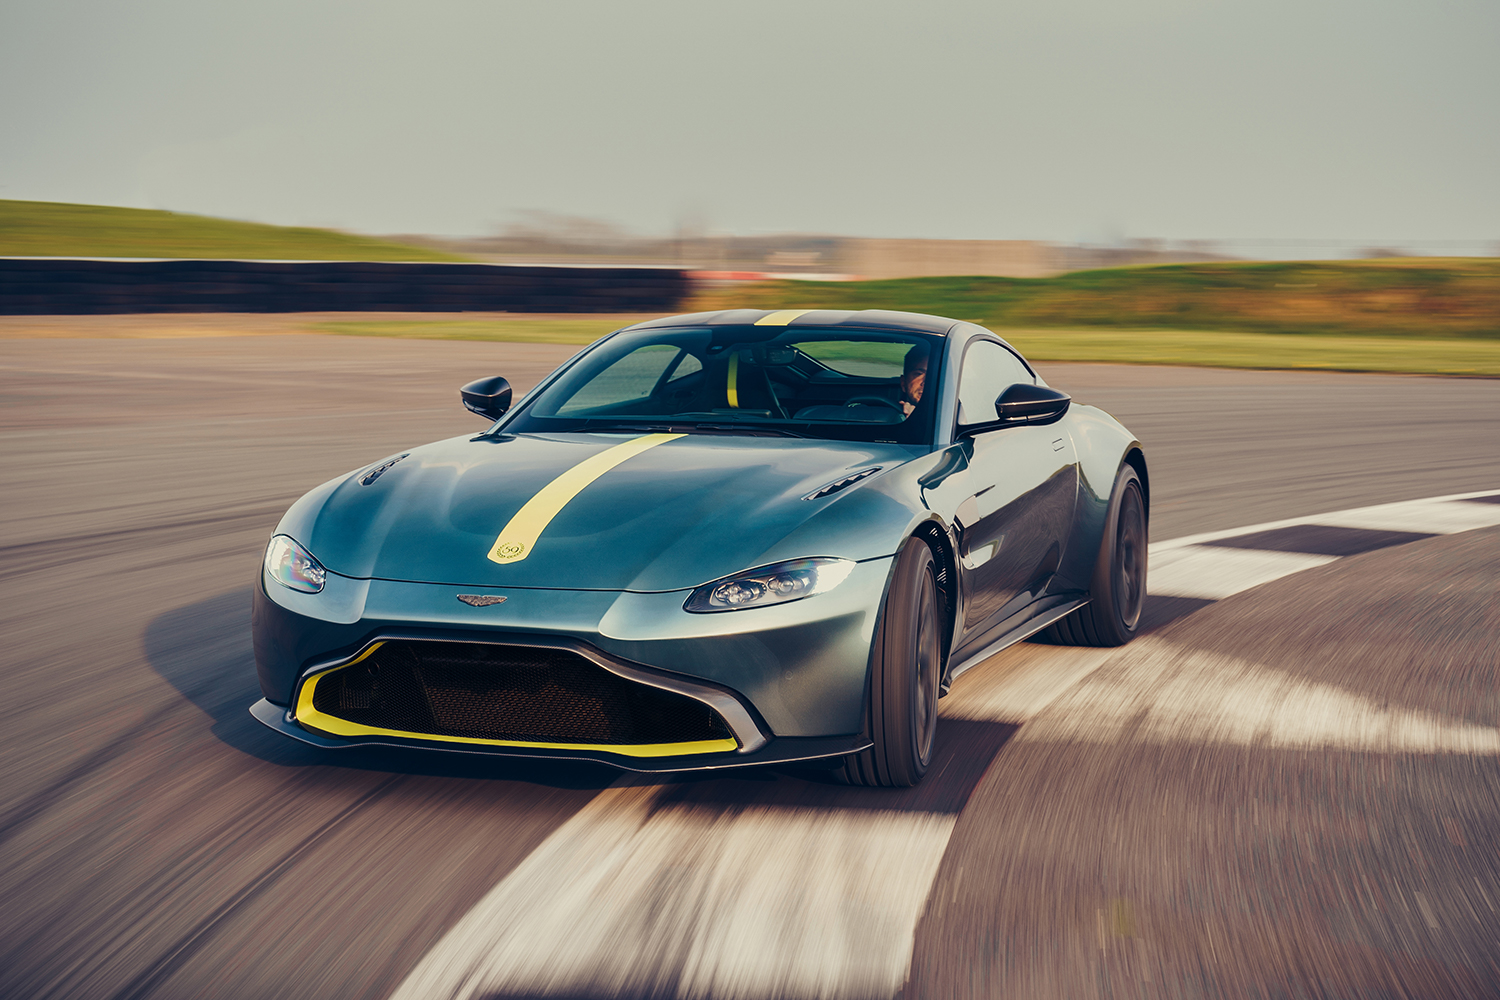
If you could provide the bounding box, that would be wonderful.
[308,640,735,747]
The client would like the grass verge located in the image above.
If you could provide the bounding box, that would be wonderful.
[314,319,1500,376]
[314,319,627,345]
[1000,328,1500,376]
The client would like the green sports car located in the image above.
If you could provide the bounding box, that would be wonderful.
[250,308,1147,786]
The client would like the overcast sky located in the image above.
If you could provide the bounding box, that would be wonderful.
[2,0,1496,245]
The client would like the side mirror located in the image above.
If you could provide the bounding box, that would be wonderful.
[460,376,513,421]
[957,383,1071,437]
[995,383,1071,424]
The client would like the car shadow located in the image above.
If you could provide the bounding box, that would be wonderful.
[665,717,1020,816]
[1027,592,1215,646]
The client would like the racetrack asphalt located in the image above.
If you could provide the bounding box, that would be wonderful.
[1,334,1498,999]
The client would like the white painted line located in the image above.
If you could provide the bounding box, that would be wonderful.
[1151,489,1500,551]
[390,781,956,1000]
[1314,500,1500,536]
[1148,545,1339,600]
[1017,637,1500,754]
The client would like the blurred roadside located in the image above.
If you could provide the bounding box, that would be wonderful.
[688,260,1500,340]
[393,209,1499,280]
[3,199,1496,375]
[396,213,1236,280]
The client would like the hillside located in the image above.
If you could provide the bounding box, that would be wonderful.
[0,200,469,262]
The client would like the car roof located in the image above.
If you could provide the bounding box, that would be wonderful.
[623,308,960,336]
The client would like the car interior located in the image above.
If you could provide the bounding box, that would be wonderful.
[594,341,926,426]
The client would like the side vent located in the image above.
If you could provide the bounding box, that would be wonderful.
[802,467,881,501]
[359,453,409,486]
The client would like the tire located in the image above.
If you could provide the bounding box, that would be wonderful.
[1044,463,1148,647]
[839,537,943,787]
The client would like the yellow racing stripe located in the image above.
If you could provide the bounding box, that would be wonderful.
[726,352,740,407]
[487,433,684,564]
[754,309,811,326]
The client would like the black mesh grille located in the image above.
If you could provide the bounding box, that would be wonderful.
[309,641,735,747]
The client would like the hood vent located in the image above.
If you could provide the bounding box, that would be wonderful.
[359,453,410,486]
[802,466,881,501]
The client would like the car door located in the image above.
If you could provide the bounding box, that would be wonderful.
[950,340,1080,642]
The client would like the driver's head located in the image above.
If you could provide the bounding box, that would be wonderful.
[901,343,930,404]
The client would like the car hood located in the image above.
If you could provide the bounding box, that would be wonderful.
[293,432,927,591]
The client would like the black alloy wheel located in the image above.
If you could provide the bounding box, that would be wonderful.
[1112,477,1146,631]
[841,537,942,787]
[1044,463,1149,647]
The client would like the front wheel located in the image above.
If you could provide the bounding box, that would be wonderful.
[1045,463,1147,647]
[840,537,942,787]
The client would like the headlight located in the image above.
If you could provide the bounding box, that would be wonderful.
[264,535,327,593]
[684,557,855,613]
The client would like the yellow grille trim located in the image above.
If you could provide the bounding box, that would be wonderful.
[487,432,684,564]
[292,654,739,758]
[754,309,811,326]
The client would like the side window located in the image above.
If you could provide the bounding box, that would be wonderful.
[555,344,681,414]
[791,339,911,377]
[664,353,702,383]
[956,341,1033,425]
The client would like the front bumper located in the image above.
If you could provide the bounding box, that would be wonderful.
[251,557,894,765]
[249,698,871,772]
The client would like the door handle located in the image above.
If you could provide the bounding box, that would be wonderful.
[955,494,980,529]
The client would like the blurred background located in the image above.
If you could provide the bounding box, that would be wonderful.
[2,0,1497,372]
[4,0,1497,248]
[4,3,1500,1000]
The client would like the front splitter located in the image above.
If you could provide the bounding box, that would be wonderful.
[249,698,868,773]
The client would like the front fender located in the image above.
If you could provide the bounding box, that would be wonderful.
[270,472,359,548]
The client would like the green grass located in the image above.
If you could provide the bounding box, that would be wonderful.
[314,319,626,345]
[689,259,1500,340]
[313,318,1500,376]
[0,199,470,261]
[1000,328,1500,376]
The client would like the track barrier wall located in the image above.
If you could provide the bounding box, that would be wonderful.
[0,259,691,314]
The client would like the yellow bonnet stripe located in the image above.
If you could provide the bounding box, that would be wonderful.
[487,433,684,564]
[754,309,811,326]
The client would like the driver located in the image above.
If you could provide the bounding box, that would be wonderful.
[900,343,929,417]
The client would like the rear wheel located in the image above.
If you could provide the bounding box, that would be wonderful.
[1045,463,1147,647]
[840,537,942,787]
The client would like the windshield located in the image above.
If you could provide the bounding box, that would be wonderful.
[504,326,944,444]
